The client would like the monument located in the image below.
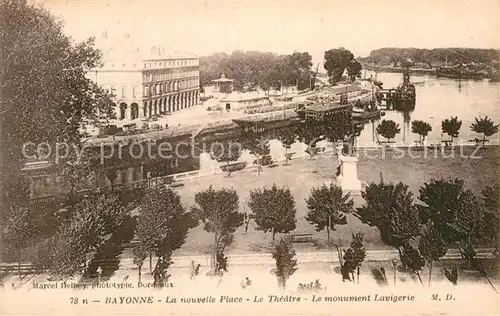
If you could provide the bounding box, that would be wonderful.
[330,135,362,194]
[336,155,362,194]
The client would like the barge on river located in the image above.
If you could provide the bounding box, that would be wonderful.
[377,59,416,111]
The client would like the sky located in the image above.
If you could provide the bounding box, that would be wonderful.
[35,0,500,65]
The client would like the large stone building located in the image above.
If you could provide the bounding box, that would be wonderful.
[87,33,200,122]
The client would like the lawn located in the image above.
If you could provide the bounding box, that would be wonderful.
[165,146,499,256]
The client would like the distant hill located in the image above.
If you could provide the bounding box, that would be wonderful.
[359,48,500,68]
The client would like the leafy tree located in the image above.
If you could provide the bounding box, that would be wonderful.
[248,184,297,241]
[400,245,425,285]
[210,141,242,176]
[48,194,126,278]
[241,133,271,175]
[355,181,422,271]
[136,187,197,276]
[411,120,432,145]
[2,207,37,279]
[376,120,401,143]
[219,83,232,95]
[418,179,480,245]
[0,0,114,211]
[295,122,323,156]
[441,116,462,144]
[360,48,499,68]
[84,214,136,280]
[272,235,297,290]
[199,51,313,90]
[324,48,355,84]
[470,116,499,147]
[418,224,448,286]
[305,184,353,242]
[342,232,366,283]
[347,60,362,81]
[481,184,499,249]
[418,178,497,292]
[192,186,244,273]
[133,243,148,283]
[277,127,296,165]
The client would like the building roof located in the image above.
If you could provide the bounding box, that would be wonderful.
[94,32,197,69]
[317,84,362,95]
[305,102,352,112]
[212,74,234,83]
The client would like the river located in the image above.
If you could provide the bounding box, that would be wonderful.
[30,72,500,197]
[357,71,500,143]
[198,72,500,170]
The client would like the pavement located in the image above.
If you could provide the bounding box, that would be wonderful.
[117,248,495,269]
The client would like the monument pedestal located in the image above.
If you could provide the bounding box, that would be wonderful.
[335,155,362,195]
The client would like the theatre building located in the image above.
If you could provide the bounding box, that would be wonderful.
[87,33,200,122]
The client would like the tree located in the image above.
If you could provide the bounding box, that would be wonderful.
[418,224,448,286]
[481,184,499,249]
[132,244,147,284]
[1,0,114,210]
[305,184,353,242]
[400,245,425,285]
[271,235,297,290]
[2,207,37,279]
[376,120,401,143]
[347,60,362,82]
[210,141,242,176]
[441,116,462,144]
[342,232,366,283]
[219,83,232,95]
[277,128,296,165]
[418,178,497,292]
[418,179,480,246]
[324,48,355,84]
[135,187,196,276]
[411,120,432,145]
[470,116,499,147]
[241,133,271,175]
[355,181,422,272]
[192,186,244,274]
[38,194,127,278]
[248,184,297,241]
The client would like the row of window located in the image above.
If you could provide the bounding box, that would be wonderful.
[147,70,199,83]
[144,79,199,97]
[144,59,198,69]
[104,78,200,98]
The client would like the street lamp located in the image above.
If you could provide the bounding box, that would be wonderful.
[391,258,398,285]
[96,266,103,284]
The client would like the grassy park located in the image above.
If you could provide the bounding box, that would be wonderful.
[149,145,500,257]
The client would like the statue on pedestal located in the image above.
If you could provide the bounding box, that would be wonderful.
[335,130,361,194]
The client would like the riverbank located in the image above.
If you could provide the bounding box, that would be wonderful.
[86,109,301,147]
[361,63,436,75]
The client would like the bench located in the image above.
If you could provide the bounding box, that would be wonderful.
[292,233,314,243]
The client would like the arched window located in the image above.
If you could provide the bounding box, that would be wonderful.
[119,102,127,120]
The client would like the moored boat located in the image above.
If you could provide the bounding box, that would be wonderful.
[352,107,381,120]
[437,65,490,80]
